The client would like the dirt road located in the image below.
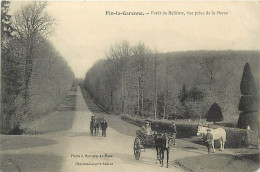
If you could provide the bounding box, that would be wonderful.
[1,87,258,172]
[60,88,187,172]
[0,88,188,172]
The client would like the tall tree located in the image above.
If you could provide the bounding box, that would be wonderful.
[153,50,159,119]
[237,63,259,130]
[12,2,55,116]
[1,0,17,132]
[200,57,220,91]
[1,1,13,46]
[106,40,131,114]
[163,57,169,119]
[132,43,151,116]
[178,84,189,106]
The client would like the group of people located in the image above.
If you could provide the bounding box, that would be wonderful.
[90,115,108,137]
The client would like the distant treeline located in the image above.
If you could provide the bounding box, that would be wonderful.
[83,41,259,121]
[1,1,75,133]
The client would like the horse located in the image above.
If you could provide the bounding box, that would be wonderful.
[95,122,100,136]
[155,133,174,168]
[90,120,96,136]
[197,124,226,153]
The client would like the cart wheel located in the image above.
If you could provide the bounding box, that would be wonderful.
[134,137,141,160]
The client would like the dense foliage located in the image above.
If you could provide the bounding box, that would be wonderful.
[1,2,74,133]
[121,115,251,148]
[240,63,257,95]
[83,41,259,121]
[237,63,259,130]
[206,103,223,123]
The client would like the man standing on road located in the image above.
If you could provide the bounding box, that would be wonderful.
[101,119,108,137]
[170,122,177,145]
[205,128,213,154]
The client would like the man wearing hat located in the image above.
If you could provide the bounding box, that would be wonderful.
[90,115,96,135]
[141,120,153,135]
[141,120,154,145]
[205,128,213,154]
[170,122,177,145]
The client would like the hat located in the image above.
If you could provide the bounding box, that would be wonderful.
[145,120,150,123]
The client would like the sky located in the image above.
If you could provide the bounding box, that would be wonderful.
[9,1,260,78]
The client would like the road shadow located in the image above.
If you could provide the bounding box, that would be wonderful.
[0,154,63,172]
[184,146,198,150]
[175,152,259,172]
[69,132,107,138]
[69,132,92,137]
[0,136,58,150]
[22,111,76,135]
[114,152,162,167]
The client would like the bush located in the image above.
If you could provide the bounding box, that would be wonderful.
[8,126,24,135]
[237,112,259,130]
[151,120,198,138]
[223,128,248,148]
[206,103,223,123]
[121,115,253,148]
[121,115,144,127]
[215,121,237,128]
[238,95,259,112]
[238,63,259,131]
[121,115,198,138]
[240,63,257,95]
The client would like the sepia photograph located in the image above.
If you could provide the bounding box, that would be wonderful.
[1,1,260,172]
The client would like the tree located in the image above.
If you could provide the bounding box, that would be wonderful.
[106,40,131,114]
[237,63,259,130]
[1,1,13,46]
[200,57,220,91]
[163,57,169,119]
[1,0,21,133]
[240,63,257,95]
[206,103,223,124]
[132,43,151,116]
[153,50,159,119]
[188,87,205,101]
[178,84,189,106]
[12,2,55,116]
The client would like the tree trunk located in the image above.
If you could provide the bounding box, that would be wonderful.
[121,65,124,115]
[154,55,158,119]
[110,91,113,112]
[23,50,34,116]
[137,76,140,116]
[163,59,168,119]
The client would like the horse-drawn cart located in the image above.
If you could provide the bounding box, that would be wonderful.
[134,130,156,160]
[133,130,175,167]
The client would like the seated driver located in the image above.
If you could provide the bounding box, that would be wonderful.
[141,120,153,135]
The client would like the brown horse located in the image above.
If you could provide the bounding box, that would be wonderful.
[155,133,174,168]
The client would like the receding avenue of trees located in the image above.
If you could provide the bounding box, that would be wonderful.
[1,1,75,133]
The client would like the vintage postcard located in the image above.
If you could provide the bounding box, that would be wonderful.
[1,1,260,172]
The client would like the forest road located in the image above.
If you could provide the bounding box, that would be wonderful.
[1,87,258,172]
[60,88,185,172]
[1,87,189,172]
